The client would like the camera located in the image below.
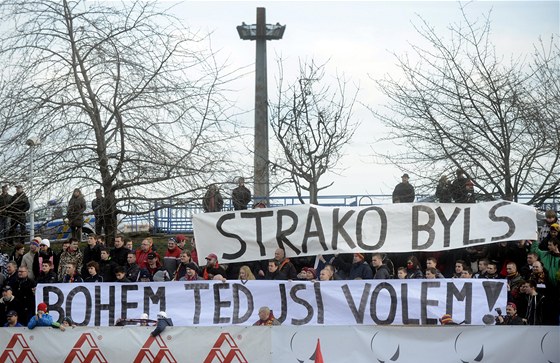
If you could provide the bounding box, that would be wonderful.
[495,308,502,316]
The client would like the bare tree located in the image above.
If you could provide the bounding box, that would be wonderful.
[270,60,359,204]
[373,7,560,205]
[0,0,241,242]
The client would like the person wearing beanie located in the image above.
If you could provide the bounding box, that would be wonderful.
[150,311,173,337]
[332,253,373,280]
[495,303,525,325]
[27,302,65,331]
[21,238,40,281]
[439,314,457,325]
[538,210,558,249]
[33,238,56,279]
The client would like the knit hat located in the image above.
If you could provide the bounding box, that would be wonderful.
[206,253,218,260]
[185,262,198,271]
[175,234,186,243]
[37,302,48,313]
[157,311,167,319]
[30,240,40,248]
[6,310,17,317]
[302,267,317,278]
[440,314,453,325]
[40,239,50,248]
[507,302,517,310]
[550,223,560,232]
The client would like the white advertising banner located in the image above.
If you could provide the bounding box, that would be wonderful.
[0,326,557,363]
[192,201,537,263]
[37,279,507,327]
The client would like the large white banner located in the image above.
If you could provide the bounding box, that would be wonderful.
[37,279,507,327]
[0,326,557,362]
[192,201,537,263]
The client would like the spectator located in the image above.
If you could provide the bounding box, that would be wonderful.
[33,238,55,279]
[460,266,473,278]
[27,302,65,331]
[264,260,287,280]
[36,261,58,284]
[522,280,544,325]
[55,240,71,273]
[62,262,84,283]
[124,238,134,252]
[435,175,452,203]
[474,258,490,278]
[12,265,36,325]
[439,314,458,325]
[530,237,560,286]
[296,267,316,281]
[405,256,423,279]
[0,286,21,326]
[4,261,18,287]
[110,235,129,267]
[21,237,40,281]
[150,311,173,337]
[66,188,86,241]
[392,173,415,203]
[202,253,226,280]
[126,252,141,282]
[319,265,334,281]
[520,253,538,280]
[425,267,439,279]
[396,267,407,279]
[0,185,11,242]
[495,302,525,325]
[146,252,167,281]
[272,248,297,280]
[485,261,500,279]
[175,234,187,251]
[538,210,557,249]
[62,316,76,328]
[9,243,25,268]
[84,261,104,283]
[451,169,468,203]
[232,177,251,211]
[81,234,101,276]
[58,238,83,281]
[91,189,105,236]
[372,253,391,279]
[4,310,23,327]
[179,263,202,281]
[114,266,131,283]
[7,185,29,245]
[453,260,467,278]
[202,184,223,212]
[173,251,198,281]
[426,257,444,278]
[238,265,256,281]
[163,238,181,277]
[98,248,117,282]
[135,238,158,270]
[253,306,280,326]
[334,253,373,280]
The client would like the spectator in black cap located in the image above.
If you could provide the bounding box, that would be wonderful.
[392,173,415,203]
[4,310,23,327]
[179,262,202,281]
[0,286,21,326]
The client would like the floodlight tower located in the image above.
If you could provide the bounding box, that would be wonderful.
[237,8,285,205]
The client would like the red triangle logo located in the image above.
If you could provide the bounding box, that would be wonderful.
[64,333,109,363]
[133,335,178,363]
[0,333,40,363]
[203,333,248,363]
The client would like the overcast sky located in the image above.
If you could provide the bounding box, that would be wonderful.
[170,1,559,198]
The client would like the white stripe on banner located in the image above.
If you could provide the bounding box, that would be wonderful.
[192,201,537,263]
[37,279,507,327]
[0,326,558,362]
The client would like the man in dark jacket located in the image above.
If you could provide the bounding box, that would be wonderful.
[11,265,36,324]
[264,260,287,280]
[7,185,29,244]
[66,188,86,241]
[231,177,251,210]
[333,253,373,280]
[372,253,391,279]
[0,185,11,241]
[151,311,173,337]
[392,174,415,203]
[82,235,101,276]
[91,189,105,236]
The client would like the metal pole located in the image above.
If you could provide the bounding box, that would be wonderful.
[254,7,269,204]
[29,147,34,241]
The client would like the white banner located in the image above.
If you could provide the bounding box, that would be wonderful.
[192,201,537,263]
[37,279,507,327]
[0,326,557,362]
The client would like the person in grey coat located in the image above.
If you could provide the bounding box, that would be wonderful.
[150,311,173,337]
